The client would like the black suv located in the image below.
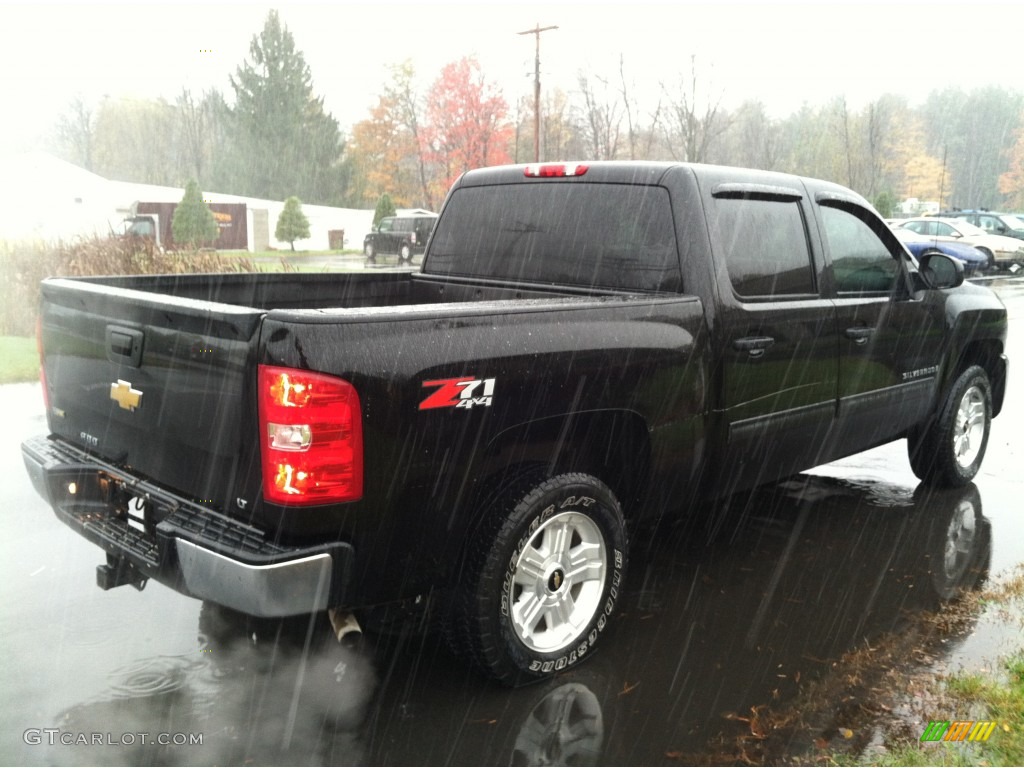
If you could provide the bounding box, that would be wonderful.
[363,214,438,262]
[938,209,1024,241]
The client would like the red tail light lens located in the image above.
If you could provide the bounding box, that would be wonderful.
[258,365,363,505]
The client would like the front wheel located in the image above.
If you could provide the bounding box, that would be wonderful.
[448,472,627,686]
[908,365,992,487]
[364,242,376,260]
[399,243,412,262]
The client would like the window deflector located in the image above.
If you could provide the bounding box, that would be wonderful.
[713,183,802,202]
[817,196,912,297]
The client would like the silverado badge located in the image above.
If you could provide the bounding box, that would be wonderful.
[110,380,143,412]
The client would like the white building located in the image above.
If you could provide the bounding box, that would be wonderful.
[898,197,941,217]
[0,151,375,251]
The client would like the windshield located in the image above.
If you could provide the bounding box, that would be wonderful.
[946,219,986,236]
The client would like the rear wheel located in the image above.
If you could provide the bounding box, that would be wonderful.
[447,472,627,686]
[399,243,412,262]
[908,365,992,487]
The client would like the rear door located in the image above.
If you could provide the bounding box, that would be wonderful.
[704,180,838,492]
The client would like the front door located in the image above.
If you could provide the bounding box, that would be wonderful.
[816,197,944,455]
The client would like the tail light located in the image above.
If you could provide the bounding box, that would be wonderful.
[258,365,363,505]
[524,163,589,178]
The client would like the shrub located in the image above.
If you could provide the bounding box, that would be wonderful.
[0,235,259,337]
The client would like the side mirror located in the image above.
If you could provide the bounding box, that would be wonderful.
[919,252,965,290]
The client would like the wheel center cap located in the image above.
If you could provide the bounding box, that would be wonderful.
[547,569,565,593]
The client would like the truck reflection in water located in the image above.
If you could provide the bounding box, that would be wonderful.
[40,475,991,766]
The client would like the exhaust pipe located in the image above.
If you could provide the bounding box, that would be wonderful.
[328,608,363,642]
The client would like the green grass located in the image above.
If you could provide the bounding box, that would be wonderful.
[876,665,1020,765]
[868,645,1023,766]
[0,336,39,384]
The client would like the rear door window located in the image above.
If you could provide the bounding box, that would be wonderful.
[706,196,815,298]
[425,183,681,292]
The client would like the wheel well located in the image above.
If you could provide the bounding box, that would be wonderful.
[952,340,1006,417]
[476,410,651,517]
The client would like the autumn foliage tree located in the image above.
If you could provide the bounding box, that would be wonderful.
[423,57,513,205]
[998,113,1024,210]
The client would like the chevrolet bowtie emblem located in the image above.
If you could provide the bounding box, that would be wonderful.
[110,380,143,412]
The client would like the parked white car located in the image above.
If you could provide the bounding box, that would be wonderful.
[898,217,1024,269]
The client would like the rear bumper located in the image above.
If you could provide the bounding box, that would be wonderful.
[21,434,353,618]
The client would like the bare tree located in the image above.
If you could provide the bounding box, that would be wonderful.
[618,55,640,160]
[176,89,219,185]
[577,72,622,160]
[659,55,730,163]
[54,97,95,171]
[728,100,780,170]
[385,61,434,210]
[540,89,583,161]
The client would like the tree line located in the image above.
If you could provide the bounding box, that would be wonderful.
[53,10,1024,216]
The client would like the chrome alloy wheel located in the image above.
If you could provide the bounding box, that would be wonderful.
[510,511,607,654]
[953,385,987,469]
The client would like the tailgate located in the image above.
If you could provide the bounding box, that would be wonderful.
[38,277,264,510]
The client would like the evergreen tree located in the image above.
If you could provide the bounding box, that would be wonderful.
[172,179,219,249]
[275,196,310,251]
[216,10,344,204]
[373,193,396,227]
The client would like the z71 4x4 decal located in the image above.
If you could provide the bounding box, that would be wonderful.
[419,377,496,410]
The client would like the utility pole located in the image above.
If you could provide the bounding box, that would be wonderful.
[517,23,558,163]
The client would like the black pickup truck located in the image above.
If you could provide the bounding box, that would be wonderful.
[23,161,1008,685]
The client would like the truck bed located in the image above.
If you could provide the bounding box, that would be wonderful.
[74,270,632,312]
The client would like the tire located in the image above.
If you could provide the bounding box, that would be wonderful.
[364,242,375,260]
[908,365,992,487]
[399,243,412,262]
[448,472,627,686]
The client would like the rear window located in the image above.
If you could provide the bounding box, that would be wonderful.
[425,182,681,292]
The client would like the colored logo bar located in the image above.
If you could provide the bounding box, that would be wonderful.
[920,720,997,742]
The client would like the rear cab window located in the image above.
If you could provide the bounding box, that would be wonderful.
[424,182,682,293]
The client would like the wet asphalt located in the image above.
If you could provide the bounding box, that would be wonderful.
[2,279,1023,766]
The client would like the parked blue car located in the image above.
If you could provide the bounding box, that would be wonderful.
[892,227,989,276]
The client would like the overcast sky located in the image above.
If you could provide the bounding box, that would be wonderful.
[2,0,1022,155]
